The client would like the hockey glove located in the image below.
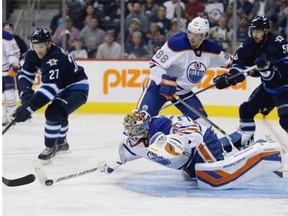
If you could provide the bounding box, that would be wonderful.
[254,55,270,71]
[8,63,20,77]
[12,101,37,122]
[160,74,177,100]
[20,88,35,104]
[213,74,231,89]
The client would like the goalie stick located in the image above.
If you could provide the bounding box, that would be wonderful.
[34,165,99,186]
[2,174,36,187]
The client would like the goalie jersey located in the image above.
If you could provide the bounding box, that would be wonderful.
[149,32,232,95]
[118,115,223,175]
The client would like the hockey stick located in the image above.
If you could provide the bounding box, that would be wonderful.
[34,165,99,186]
[161,65,257,111]
[173,94,236,150]
[2,118,17,135]
[2,174,36,187]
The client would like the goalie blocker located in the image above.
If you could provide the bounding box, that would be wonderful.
[195,140,283,189]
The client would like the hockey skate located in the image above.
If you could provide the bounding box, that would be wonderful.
[38,145,58,161]
[56,140,70,152]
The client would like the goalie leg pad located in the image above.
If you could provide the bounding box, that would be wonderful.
[195,141,283,189]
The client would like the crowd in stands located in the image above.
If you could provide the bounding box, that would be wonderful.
[6,0,288,59]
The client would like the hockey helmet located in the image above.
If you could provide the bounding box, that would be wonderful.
[123,109,151,142]
[249,16,270,30]
[187,17,210,36]
[30,28,51,44]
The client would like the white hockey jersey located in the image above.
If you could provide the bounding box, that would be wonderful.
[2,30,20,76]
[149,32,232,95]
[118,115,210,170]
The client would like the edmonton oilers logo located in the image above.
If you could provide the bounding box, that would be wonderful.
[186,62,206,84]
[147,152,171,165]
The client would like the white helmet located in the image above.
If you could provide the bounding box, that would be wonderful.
[187,17,210,36]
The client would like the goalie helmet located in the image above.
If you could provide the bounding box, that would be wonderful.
[187,17,209,36]
[30,28,51,44]
[123,110,151,142]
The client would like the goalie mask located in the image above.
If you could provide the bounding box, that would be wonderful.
[123,110,151,142]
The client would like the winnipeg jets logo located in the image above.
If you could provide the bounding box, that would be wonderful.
[275,36,284,43]
[46,59,58,66]
[259,70,274,81]
[186,61,206,84]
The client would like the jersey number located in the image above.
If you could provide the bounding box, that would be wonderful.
[49,69,59,80]
[155,50,168,63]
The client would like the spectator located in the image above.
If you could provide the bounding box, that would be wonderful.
[249,0,276,21]
[69,36,88,59]
[50,4,69,35]
[141,0,159,21]
[81,4,97,28]
[163,0,185,20]
[165,17,182,40]
[225,4,240,29]
[96,30,122,59]
[275,0,288,39]
[125,31,150,59]
[184,0,205,22]
[172,5,188,32]
[125,2,150,34]
[145,22,165,56]
[80,16,105,58]
[52,15,80,50]
[150,5,171,35]
[103,0,121,33]
[237,0,253,17]
[209,15,233,53]
[204,0,225,27]
[237,15,250,45]
[125,17,144,48]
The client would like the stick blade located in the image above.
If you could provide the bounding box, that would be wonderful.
[2,174,36,187]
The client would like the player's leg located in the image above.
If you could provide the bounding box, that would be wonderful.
[175,92,209,127]
[38,90,88,161]
[238,84,274,147]
[273,91,288,134]
[135,79,167,117]
[2,76,17,125]
[183,128,224,178]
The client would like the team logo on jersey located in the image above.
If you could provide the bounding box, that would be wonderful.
[275,36,284,43]
[147,151,171,165]
[186,61,206,84]
[46,58,58,66]
[259,70,275,81]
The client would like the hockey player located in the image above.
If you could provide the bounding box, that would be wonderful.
[2,29,21,126]
[12,28,89,162]
[94,110,283,189]
[136,16,232,127]
[213,16,288,147]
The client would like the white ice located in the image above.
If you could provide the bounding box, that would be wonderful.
[2,114,288,216]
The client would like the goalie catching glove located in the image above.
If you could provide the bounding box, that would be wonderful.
[160,74,177,100]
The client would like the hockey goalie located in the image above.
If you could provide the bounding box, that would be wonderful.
[94,110,284,189]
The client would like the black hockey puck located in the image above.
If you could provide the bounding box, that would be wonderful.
[45,179,54,186]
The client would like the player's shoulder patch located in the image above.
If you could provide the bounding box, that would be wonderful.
[167,32,192,51]
[2,30,13,40]
[202,39,221,54]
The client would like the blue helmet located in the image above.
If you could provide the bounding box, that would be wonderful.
[30,28,51,44]
[249,16,270,30]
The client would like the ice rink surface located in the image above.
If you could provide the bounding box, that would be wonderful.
[2,114,288,216]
